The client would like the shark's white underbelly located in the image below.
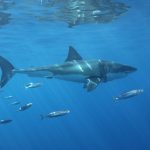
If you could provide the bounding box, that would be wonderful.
[18,70,53,78]
[107,73,127,81]
[55,74,87,83]
[17,69,87,82]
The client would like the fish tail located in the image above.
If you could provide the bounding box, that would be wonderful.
[40,115,44,120]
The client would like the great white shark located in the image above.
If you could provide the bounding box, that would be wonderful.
[0,46,137,91]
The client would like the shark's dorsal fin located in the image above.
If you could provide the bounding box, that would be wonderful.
[65,46,83,62]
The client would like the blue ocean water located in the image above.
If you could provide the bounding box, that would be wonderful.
[0,0,150,150]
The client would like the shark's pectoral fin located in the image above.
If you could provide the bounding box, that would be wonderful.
[83,77,101,92]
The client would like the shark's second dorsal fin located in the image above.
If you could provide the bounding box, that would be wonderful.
[65,46,83,62]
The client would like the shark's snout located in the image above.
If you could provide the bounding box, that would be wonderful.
[122,65,137,73]
[110,63,137,74]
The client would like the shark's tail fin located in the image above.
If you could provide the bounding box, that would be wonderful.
[0,56,15,88]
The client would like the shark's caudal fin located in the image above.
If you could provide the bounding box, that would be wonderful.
[0,56,15,88]
[65,46,83,62]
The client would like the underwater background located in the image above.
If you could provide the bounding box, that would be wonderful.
[0,0,150,150]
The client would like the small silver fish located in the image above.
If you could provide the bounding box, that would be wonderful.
[41,110,70,120]
[4,96,13,99]
[0,119,12,125]
[25,82,42,89]
[17,103,32,112]
[113,89,144,101]
[11,101,20,105]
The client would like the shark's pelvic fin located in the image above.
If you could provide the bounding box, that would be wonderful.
[65,46,83,62]
[83,77,101,92]
[0,56,15,88]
